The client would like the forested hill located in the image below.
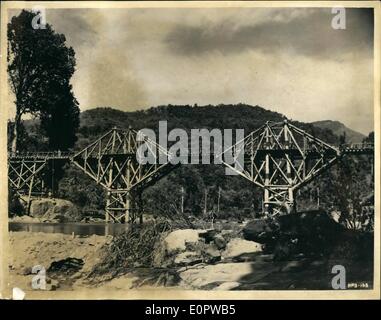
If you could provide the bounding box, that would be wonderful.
[75,104,339,151]
[312,120,365,144]
[19,103,357,152]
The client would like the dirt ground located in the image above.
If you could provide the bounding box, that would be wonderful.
[7,232,108,292]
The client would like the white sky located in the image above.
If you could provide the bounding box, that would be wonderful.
[7,7,374,134]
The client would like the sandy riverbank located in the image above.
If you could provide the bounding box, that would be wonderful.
[5,229,373,298]
[7,232,108,291]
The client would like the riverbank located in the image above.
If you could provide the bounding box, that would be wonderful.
[8,231,175,295]
[7,225,373,297]
[8,231,110,292]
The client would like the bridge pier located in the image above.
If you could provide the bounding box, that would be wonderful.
[104,189,145,224]
[8,158,49,214]
[287,188,295,213]
[125,193,130,223]
[105,190,134,223]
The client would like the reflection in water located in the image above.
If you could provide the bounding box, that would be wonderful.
[9,222,129,236]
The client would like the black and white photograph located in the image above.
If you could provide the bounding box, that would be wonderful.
[0,1,379,300]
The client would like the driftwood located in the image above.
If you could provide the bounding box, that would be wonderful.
[88,220,172,279]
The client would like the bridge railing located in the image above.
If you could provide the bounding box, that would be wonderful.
[8,151,73,159]
[340,143,374,150]
[7,142,375,160]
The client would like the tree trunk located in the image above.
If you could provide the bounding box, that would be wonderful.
[11,110,22,153]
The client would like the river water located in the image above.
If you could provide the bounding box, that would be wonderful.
[8,222,128,236]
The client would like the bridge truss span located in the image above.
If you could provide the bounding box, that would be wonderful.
[8,120,374,222]
[71,127,174,222]
[222,120,373,216]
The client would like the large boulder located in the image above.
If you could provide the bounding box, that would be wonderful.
[222,238,262,259]
[275,210,345,257]
[29,199,54,218]
[29,198,81,222]
[163,229,201,255]
[204,245,222,263]
[199,229,218,243]
[213,234,227,250]
[243,218,279,243]
[157,229,226,267]
[244,210,356,259]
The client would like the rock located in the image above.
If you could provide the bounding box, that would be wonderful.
[273,240,297,261]
[243,210,351,259]
[199,229,217,243]
[47,257,84,275]
[330,211,341,223]
[222,238,262,259]
[275,210,346,257]
[174,251,202,266]
[221,230,233,236]
[277,210,344,240]
[242,219,279,244]
[177,266,188,273]
[163,229,201,254]
[29,198,81,222]
[204,245,221,263]
[220,229,236,242]
[213,234,226,250]
[9,215,41,223]
[29,199,54,218]
[231,252,260,263]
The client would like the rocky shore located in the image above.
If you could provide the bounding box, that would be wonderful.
[7,211,373,296]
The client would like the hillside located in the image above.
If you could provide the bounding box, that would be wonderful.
[17,104,342,152]
[312,120,365,144]
[75,104,339,151]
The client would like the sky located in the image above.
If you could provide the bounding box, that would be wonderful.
[7,7,374,134]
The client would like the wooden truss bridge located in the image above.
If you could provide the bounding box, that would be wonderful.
[8,121,374,222]
[221,120,373,216]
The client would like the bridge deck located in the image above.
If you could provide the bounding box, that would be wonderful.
[8,152,72,160]
[8,143,374,161]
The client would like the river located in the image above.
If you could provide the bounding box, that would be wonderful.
[8,222,129,236]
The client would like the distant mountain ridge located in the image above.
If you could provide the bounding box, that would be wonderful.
[75,104,340,150]
[312,120,365,144]
[18,104,362,151]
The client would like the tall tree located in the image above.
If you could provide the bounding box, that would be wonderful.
[39,82,80,150]
[7,9,79,152]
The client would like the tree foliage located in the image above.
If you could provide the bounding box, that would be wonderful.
[7,9,79,151]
